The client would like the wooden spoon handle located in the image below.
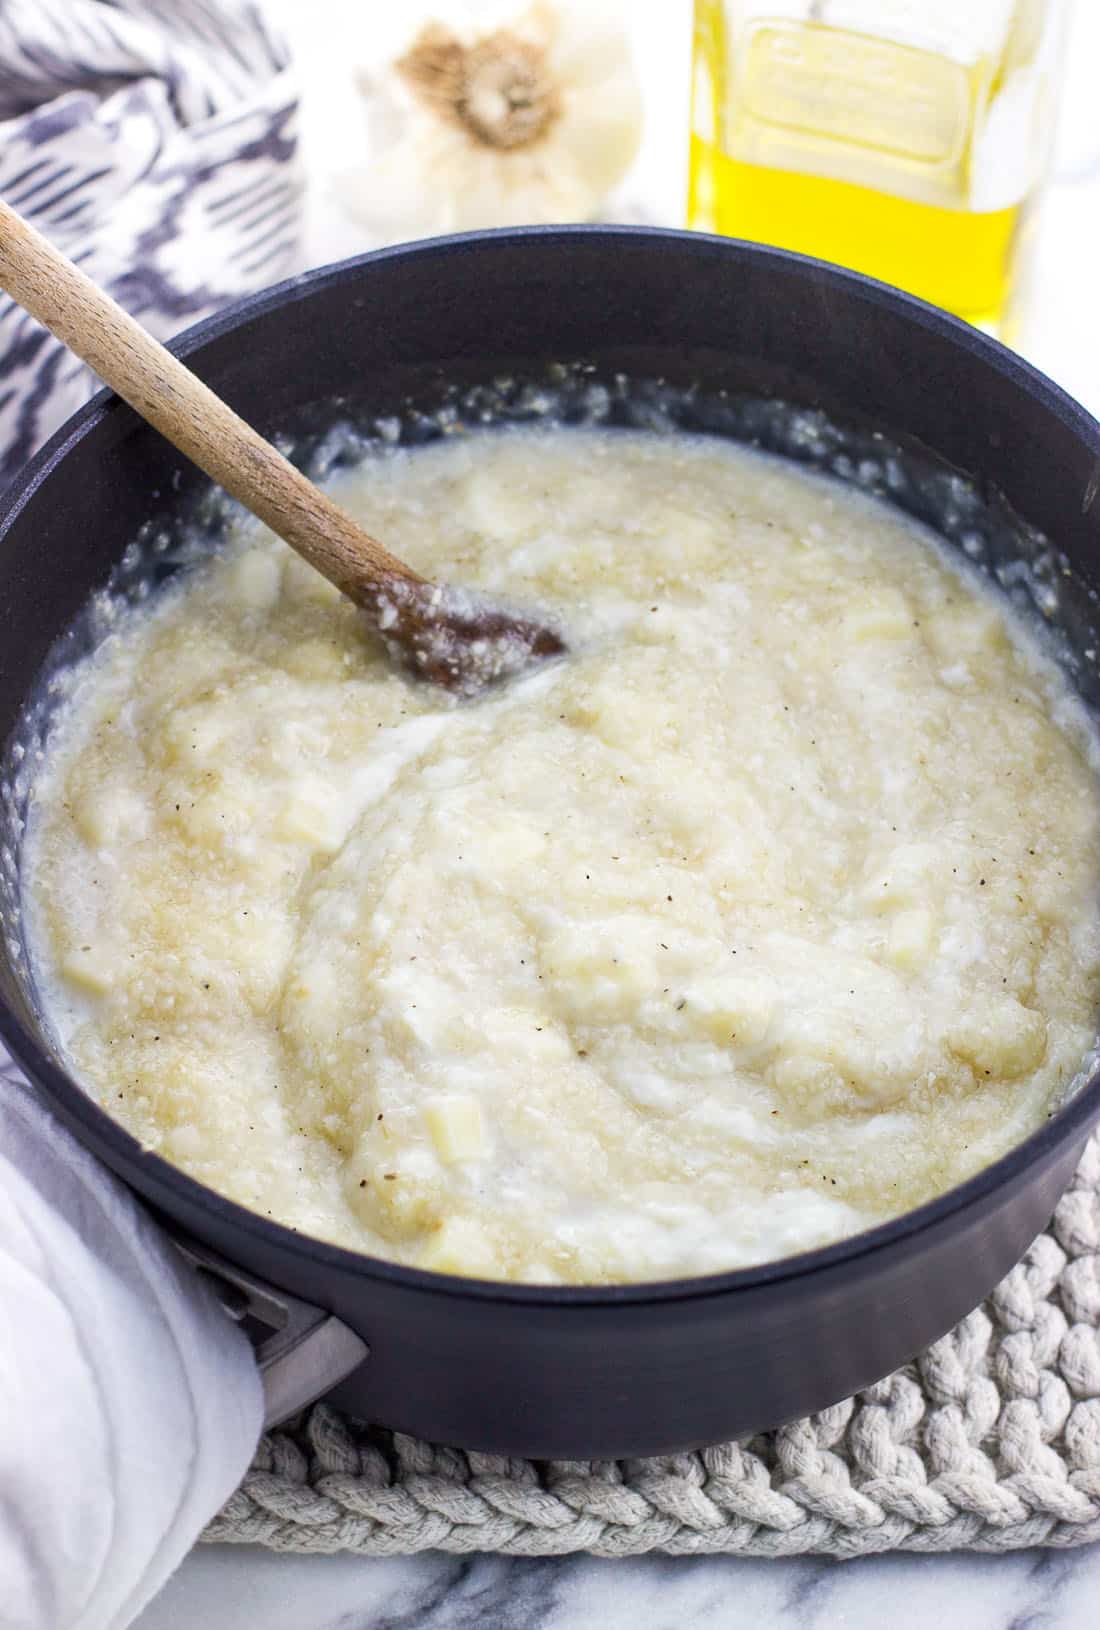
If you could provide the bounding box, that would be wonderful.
[0,197,423,600]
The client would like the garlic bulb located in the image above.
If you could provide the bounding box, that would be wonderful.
[339,0,643,236]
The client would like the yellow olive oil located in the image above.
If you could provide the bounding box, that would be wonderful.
[689,135,1025,330]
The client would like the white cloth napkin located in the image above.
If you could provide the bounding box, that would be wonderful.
[0,1065,264,1630]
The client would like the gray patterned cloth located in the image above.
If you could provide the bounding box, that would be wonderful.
[0,0,300,486]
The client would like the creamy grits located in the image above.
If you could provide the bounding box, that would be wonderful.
[23,427,1100,1282]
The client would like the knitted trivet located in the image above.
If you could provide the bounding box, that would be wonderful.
[204,1133,1100,1558]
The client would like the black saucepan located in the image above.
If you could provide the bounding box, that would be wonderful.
[1,228,1099,1458]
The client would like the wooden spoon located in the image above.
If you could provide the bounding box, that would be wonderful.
[0,198,564,695]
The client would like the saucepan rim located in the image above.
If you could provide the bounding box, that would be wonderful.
[2,224,1099,1309]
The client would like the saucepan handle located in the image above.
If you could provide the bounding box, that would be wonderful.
[171,1235,369,1427]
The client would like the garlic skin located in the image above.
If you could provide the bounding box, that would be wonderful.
[339,1,643,236]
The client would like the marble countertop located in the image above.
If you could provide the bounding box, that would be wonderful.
[136,2,1100,1624]
[139,1537,1100,1629]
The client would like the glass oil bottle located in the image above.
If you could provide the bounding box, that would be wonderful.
[688,1,1069,337]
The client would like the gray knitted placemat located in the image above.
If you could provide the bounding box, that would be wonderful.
[204,1133,1100,1559]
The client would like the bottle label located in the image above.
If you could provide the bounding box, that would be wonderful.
[739,22,972,165]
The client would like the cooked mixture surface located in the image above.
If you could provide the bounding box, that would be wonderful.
[24,427,1100,1282]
